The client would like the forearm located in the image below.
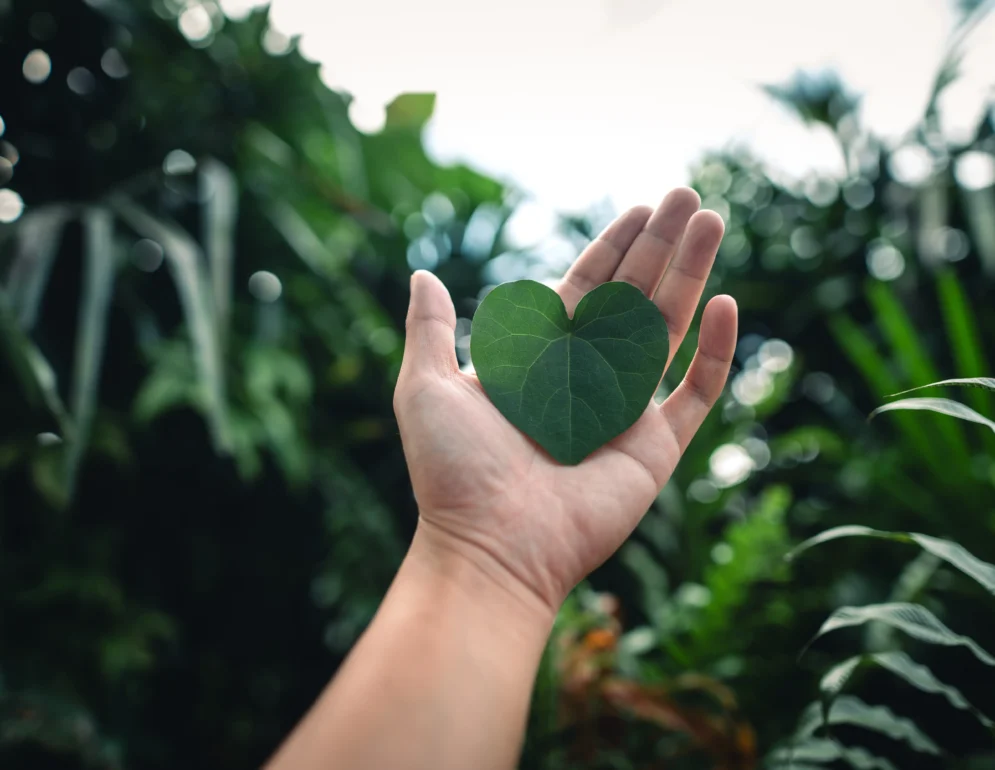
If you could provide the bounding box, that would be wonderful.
[265,524,555,770]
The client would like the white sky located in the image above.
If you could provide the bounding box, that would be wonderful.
[224,0,995,214]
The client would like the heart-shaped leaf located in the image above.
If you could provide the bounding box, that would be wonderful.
[470,280,669,465]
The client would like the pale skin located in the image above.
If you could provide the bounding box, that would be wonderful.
[265,188,738,770]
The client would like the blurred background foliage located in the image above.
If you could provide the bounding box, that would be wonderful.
[1,0,994,768]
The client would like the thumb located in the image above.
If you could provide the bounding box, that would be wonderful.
[401,270,458,377]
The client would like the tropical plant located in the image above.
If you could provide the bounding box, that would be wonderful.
[774,377,995,769]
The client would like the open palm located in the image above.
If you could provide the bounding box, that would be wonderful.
[394,188,737,612]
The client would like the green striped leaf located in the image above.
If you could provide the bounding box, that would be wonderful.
[789,526,995,595]
[875,651,993,729]
[796,695,939,754]
[200,158,237,348]
[871,397,995,435]
[4,205,71,330]
[0,287,72,437]
[891,377,995,396]
[63,208,117,497]
[819,652,993,730]
[812,603,995,667]
[771,739,896,770]
[113,199,232,452]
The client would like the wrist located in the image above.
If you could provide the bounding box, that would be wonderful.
[403,517,558,642]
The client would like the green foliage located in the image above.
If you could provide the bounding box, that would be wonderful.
[470,280,668,464]
[779,378,995,769]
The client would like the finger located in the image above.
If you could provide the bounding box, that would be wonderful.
[558,206,651,314]
[399,270,458,380]
[611,187,700,296]
[661,295,738,453]
[654,209,725,369]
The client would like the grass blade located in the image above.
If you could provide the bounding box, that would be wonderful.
[113,199,232,452]
[200,158,237,349]
[828,314,940,469]
[871,397,995,435]
[936,271,994,420]
[796,696,940,754]
[812,603,995,667]
[63,208,117,497]
[867,281,972,467]
[4,206,71,330]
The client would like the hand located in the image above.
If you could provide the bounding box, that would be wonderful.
[394,188,738,617]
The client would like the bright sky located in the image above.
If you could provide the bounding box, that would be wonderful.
[223,0,995,215]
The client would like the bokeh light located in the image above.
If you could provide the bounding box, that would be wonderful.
[0,158,13,186]
[954,151,995,191]
[866,243,905,280]
[757,339,793,372]
[262,27,293,56]
[347,99,387,134]
[248,271,283,302]
[163,149,197,175]
[422,192,455,227]
[179,5,214,42]
[0,114,5,137]
[842,179,874,209]
[888,144,933,186]
[0,190,25,223]
[67,67,97,96]
[709,443,755,488]
[132,239,165,273]
[100,48,129,79]
[23,50,52,84]
[732,368,774,406]
[406,237,440,271]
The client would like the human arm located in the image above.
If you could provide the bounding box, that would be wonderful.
[265,188,738,770]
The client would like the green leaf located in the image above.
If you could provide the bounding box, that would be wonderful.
[811,603,995,667]
[470,280,669,465]
[874,652,993,729]
[796,695,940,754]
[890,377,995,396]
[871,397,995,435]
[936,272,994,428]
[789,526,995,595]
[820,656,863,700]
[4,205,71,330]
[867,281,972,467]
[200,158,237,349]
[819,652,993,730]
[64,208,117,498]
[828,313,940,468]
[113,200,232,452]
[0,287,72,437]
[771,739,897,770]
[384,93,436,130]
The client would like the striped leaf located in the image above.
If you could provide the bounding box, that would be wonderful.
[771,739,896,770]
[789,526,995,595]
[871,397,995,435]
[113,200,232,452]
[4,205,71,330]
[63,208,117,497]
[891,377,995,396]
[796,695,940,754]
[812,603,995,667]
